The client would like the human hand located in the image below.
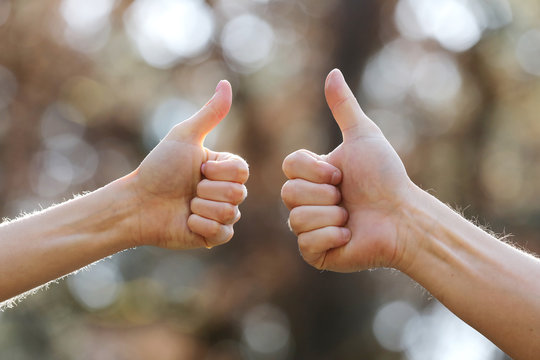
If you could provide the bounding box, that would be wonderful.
[125,81,248,250]
[281,69,413,272]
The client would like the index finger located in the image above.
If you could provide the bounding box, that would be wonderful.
[282,149,342,185]
[202,158,249,183]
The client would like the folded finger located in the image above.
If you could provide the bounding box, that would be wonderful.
[281,179,341,209]
[197,179,247,205]
[187,214,234,248]
[202,158,249,183]
[282,149,342,185]
[297,226,351,269]
[191,197,240,225]
[289,205,348,235]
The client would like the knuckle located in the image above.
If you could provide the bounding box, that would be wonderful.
[282,157,293,176]
[288,207,305,233]
[225,186,236,201]
[282,151,303,176]
[226,184,243,203]
[329,185,341,204]
[239,185,248,202]
[213,225,233,245]
[237,165,249,183]
[280,181,295,203]
[297,149,315,160]
[280,182,289,198]
[224,226,234,242]
[297,233,314,255]
[231,186,246,204]
[232,208,241,223]
[219,204,237,223]
[231,158,249,181]
[207,221,221,238]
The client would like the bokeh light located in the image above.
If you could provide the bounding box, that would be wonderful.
[40,102,86,138]
[67,260,123,310]
[362,39,420,105]
[362,40,462,112]
[402,302,503,360]
[124,0,215,68]
[241,303,291,359]
[151,254,204,303]
[373,300,419,352]
[395,0,482,52]
[31,103,99,197]
[60,0,116,52]
[30,150,74,198]
[221,14,275,73]
[143,97,198,149]
[368,109,416,155]
[516,29,540,77]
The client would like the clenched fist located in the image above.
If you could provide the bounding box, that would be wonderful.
[281,69,413,272]
[127,81,249,250]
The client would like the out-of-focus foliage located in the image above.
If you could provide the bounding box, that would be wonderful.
[0,0,539,359]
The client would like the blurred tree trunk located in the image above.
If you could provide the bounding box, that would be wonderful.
[292,1,384,359]
[324,0,382,150]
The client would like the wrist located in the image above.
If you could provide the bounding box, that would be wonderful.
[99,172,143,250]
[392,181,436,273]
[392,181,482,277]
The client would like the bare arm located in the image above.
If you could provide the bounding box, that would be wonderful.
[0,80,249,305]
[399,185,540,359]
[281,69,540,359]
[0,180,135,302]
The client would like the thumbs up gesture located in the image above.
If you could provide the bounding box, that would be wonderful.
[281,70,413,272]
[127,81,249,250]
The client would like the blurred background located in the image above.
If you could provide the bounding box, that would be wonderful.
[0,0,539,358]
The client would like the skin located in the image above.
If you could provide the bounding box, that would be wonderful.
[281,69,540,359]
[0,80,249,304]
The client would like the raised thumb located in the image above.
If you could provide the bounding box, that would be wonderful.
[324,69,379,140]
[182,80,232,145]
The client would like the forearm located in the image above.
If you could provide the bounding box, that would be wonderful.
[0,177,137,302]
[397,184,540,359]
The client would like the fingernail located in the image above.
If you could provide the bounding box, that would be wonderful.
[331,170,341,185]
[215,80,225,93]
[326,68,343,89]
[201,163,206,174]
